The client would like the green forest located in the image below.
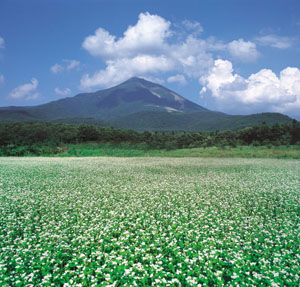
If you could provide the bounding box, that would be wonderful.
[0,120,300,156]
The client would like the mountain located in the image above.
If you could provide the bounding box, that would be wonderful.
[0,77,295,131]
[0,77,206,120]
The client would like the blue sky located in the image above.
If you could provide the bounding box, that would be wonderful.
[1,0,300,119]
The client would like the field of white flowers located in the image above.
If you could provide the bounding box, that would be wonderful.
[0,157,299,286]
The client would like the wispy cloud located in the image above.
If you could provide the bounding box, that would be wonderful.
[0,75,4,84]
[182,20,203,35]
[54,87,71,96]
[9,78,40,100]
[0,37,4,49]
[167,74,187,85]
[64,59,80,70]
[50,59,80,74]
[255,34,294,49]
[50,63,64,74]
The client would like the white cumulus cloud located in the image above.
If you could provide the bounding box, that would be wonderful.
[82,12,171,59]
[200,59,300,117]
[80,12,217,90]
[200,59,242,98]
[228,39,259,62]
[255,34,293,49]
[80,55,174,89]
[54,87,71,96]
[169,35,215,78]
[167,74,187,85]
[9,78,40,100]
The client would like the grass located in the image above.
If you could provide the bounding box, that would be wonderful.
[0,157,299,286]
[57,143,300,159]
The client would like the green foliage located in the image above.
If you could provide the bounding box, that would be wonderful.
[0,121,299,156]
[110,111,294,131]
[77,125,101,142]
[57,144,300,159]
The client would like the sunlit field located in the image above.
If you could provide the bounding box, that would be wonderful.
[0,157,299,286]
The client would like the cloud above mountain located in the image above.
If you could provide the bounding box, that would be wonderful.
[9,78,40,100]
[80,55,173,89]
[80,12,217,89]
[79,12,265,91]
[200,59,300,118]
[82,12,171,59]
[79,12,300,119]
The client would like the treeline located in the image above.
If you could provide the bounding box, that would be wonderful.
[0,120,299,156]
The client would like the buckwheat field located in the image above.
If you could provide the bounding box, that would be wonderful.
[0,157,299,287]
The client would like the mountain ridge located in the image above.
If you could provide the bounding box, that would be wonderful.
[0,77,295,131]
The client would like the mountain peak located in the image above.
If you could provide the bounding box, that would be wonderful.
[127,76,143,81]
[121,76,150,85]
[117,77,163,91]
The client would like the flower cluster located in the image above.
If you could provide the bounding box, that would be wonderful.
[0,157,299,286]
